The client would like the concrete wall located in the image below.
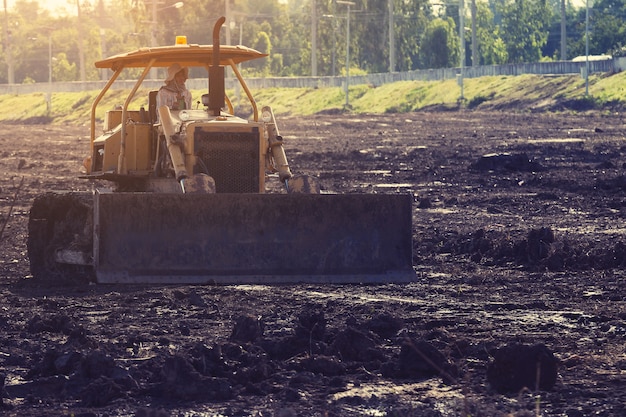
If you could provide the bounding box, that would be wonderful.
[613,57,626,71]
[0,59,618,95]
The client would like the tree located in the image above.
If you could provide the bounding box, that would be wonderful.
[177,0,225,45]
[500,0,552,63]
[420,17,458,69]
[52,52,78,82]
[316,0,338,76]
[355,0,391,74]
[577,0,626,56]
[476,1,508,64]
[543,0,572,59]
[251,31,272,75]
[262,0,306,76]
[395,0,430,71]
[2,0,595,84]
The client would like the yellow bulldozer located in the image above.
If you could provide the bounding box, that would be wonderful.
[27,18,414,284]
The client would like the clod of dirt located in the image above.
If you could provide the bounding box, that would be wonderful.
[518,227,568,271]
[470,152,544,172]
[6,374,69,400]
[418,197,432,209]
[597,174,626,191]
[330,327,383,362]
[79,376,125,407]
[27,313,79,335]
[157,355,232,401]
[260,336,309,361]
[525,227,555,262]
[295,306,326,340]
[1,373,9,409]
[486,343,558,393]
[187,290,207,307]
[382,338,457,383]
[230,314,264,343]
[300,355,346,376]
[365,313,404,339]
[80,351,118,379]
[28,349,82,378]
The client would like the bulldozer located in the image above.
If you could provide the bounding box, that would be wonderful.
[27,17,415,284]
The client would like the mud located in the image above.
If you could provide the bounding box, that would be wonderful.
[1,111,625,416]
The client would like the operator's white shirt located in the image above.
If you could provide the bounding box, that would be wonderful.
[156,85,192,110]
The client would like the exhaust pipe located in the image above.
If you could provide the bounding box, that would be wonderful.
[209,16,226,116]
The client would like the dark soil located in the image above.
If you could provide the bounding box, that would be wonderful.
[1,111,625,416]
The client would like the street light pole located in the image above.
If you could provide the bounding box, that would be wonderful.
[77,0,86,82]
[151,0,158,79]
[388,0,394,72]
[336,0,354,109]
[585,0,589,96]
[3,0,14,84]
[458,0,464,101]
[148,0,184,80]
[321,12,337,76]
[47,34,52,115]
[311,0,317,76]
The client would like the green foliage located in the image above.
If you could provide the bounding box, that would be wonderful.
[270,54,284,75]
[355,0,397,73]
[585,0,626,55]
[250,32,272,75]
[1,0,625,85]
[340,66,367,76]
[476,2,508,65]
[395,0,430,71]
[500,0,552,63]
[53,53,77,82]
[420,17,459,69]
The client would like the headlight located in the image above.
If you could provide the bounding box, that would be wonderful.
[179,110,190,121]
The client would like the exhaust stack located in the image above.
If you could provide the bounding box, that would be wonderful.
[209,16,226,116]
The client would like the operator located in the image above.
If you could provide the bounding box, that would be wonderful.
[156,63,192,110]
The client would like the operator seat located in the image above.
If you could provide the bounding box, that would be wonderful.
[148,90,160,165]
[148,90,158,124]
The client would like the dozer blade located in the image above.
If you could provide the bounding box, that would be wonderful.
[94,191,415,284]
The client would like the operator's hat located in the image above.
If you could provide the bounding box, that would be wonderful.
[165,63,189,82]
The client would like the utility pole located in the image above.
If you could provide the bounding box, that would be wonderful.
[77,0,86,82]
[147,0,183,80]
[225,0,231,45]
[100,28,108,80]
[459,0,464,100]
[585,0,589,96]
[336,1,354,108]
[331,1,336,76]
[151,0,158,80]
[560,0,566,60]
[3,0,14,84]
[311,0,317,76]
[388,0,394,72]
[471,0,477,66]
[48,34,53,115]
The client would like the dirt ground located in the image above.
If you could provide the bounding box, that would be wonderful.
[1,111,625,416]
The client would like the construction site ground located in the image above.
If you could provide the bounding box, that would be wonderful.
[1,110,625,416]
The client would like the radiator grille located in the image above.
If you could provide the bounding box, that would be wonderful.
[194,127,260,193]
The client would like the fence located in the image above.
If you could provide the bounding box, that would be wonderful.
[0,58,620,95]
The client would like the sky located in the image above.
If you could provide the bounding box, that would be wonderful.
[3,0,589,16]
[4,0,80,16]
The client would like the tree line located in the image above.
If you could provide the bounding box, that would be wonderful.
[1,0,625,84]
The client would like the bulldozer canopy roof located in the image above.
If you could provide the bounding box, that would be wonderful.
[95,44,267,71]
